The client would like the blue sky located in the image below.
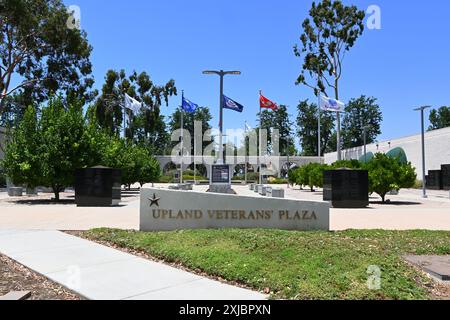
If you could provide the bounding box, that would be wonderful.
[66,0,450,145]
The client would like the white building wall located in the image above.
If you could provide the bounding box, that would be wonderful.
[324,127,450,177]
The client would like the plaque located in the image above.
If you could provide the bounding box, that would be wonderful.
[211,165,231,184]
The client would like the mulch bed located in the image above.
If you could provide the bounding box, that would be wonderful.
[0,254,82,300]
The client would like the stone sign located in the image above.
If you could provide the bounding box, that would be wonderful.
[140,188,330,231]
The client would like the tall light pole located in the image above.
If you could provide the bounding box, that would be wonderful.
[203,70,241,164]
[414,106,431,199]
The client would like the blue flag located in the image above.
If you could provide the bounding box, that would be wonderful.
[182,97,198,113]
[223,95,244,113]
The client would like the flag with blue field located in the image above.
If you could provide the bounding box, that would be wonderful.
[223,95,244,113]
[182,97,198,113]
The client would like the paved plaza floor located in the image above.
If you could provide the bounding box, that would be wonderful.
[0,185,449,231]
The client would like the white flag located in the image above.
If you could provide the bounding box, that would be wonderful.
[320,96,345,112]
[245,122,253,132]
[124,93,143,115]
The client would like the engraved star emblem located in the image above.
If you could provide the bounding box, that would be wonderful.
[149,193,160,207]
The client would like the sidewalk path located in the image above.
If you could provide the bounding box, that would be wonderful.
[0,230,266,300]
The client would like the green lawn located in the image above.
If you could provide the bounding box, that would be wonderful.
[83,229,450,300]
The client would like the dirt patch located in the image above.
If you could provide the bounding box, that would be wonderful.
[0,254,82,300]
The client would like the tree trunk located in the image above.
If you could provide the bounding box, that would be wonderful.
[381,194,386,203]
[53,186,60,202]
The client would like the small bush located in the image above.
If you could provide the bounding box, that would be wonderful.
[158,175,173,183]
[247,172,259,181]
[413,180,423,189]
[268,177,288,184]
[183,175,207,181]
[363,153,416,202]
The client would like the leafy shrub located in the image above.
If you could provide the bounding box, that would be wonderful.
[268,177,288,184]
[363,153,416,202]
[246,172,259,181]
[158,175,173,183]
[413,180,423,189]
[331,159,361,169]
[182,175,207,181]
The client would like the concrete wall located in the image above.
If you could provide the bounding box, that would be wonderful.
[324,127,450,177]
[155,155,323,178]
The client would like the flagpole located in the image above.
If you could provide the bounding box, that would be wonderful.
[259,91,263,186]
[180,90,184,185]
[194,126,196,185]
[244,122,248,185]
[123,95,126,139]
[318,94,321,158]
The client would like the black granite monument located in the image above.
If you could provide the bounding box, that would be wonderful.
[441,165,450,190]
[323,169,369,208]
[75,166,122,207]
[426,170,443,190]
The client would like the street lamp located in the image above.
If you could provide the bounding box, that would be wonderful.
[203,70,241,164]
[414,106,431,199]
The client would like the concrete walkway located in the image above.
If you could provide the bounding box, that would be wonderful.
[0,230,266,300]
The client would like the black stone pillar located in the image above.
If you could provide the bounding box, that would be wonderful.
[323,169,369,208]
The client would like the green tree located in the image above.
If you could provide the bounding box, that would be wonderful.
[39,97,89,200]
[428,106,450,131]
[0,0,95,113]
[101,138,136,189]
[93,69,176,139]
[308,163,327,190]
[132,113,170,155]
[258,105,295,156]
[294,0,365,156]
[2,106,42,188]
[296,100,335,156]
[132,145,160,187]
[169,106,212,156]
[331,159,361,169]
[342,96,382,149]
[363,153,416,203]
[294,0,365,99]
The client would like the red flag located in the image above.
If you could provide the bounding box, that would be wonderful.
[260,93,278,110]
